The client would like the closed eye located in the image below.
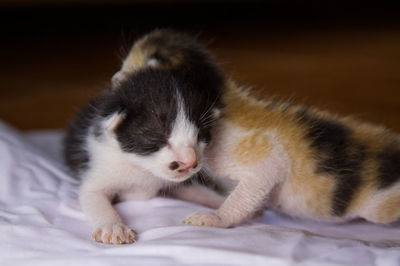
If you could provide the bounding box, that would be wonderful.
[140,144,162,154]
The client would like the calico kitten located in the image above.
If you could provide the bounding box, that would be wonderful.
[184,79,400,228]
[64,29,225,244]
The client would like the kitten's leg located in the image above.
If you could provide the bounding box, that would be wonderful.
[169,183,225,209]
[183,175,275,228]
[80,185,136,244]
[79,169,140,245]
[119,187,160,202]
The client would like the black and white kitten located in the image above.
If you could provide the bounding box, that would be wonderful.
[64,30,225,244]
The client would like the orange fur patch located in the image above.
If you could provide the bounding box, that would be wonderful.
[120,30,184,78]
[232,130,272,164]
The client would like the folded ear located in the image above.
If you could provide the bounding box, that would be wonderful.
[112,57,161,88]
[111,71,124,89]
[95,92,127,133]
[104,111,126,133]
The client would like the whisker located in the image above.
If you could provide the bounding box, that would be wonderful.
[199,91,222,123]
[202,117,218,128]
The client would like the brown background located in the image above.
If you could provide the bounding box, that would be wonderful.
[1,1,399,132]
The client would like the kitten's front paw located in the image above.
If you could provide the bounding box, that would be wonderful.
[183,211,228,228]
[92,223,136,244]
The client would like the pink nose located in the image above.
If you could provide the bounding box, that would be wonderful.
[168,146,198,171]
[178,146,197,168]
[169,160,198,171]
[178,160,197,169]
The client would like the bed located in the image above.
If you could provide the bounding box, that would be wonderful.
[1,121,399,266]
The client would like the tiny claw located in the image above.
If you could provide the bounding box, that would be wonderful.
[117,236,123,244]
[129,235,136,243]
[92,233,97,242]
[187,220,192,225]
[200,222,205,226]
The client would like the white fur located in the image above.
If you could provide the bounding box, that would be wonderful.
[146,58,160,68]
[80,124,164,229]
[169,183,225,209]
[168,95,201,167]
[111,71,123,88]
[170,94,199,147]
[212,108,222,120]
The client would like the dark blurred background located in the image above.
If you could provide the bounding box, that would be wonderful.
[1,0,400,131]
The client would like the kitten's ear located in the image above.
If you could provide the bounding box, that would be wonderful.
[97,94,127,132]
[104,111,126,132]
[111,71,124,89]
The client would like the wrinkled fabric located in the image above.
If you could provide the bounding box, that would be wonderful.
[0,121,399,266]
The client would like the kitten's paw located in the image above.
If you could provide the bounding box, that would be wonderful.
[183,211,228,228]
[92,223,136,244]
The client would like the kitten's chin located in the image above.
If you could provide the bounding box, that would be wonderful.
[162,175,191,183]
[157,167,202,183]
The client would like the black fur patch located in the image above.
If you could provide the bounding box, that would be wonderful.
[329,144,366,216]
[63,101,98,176]
[297,110,366,216]
[114,70,178,155]
[377,147,400,189]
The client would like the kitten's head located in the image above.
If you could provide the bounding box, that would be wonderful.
[98,70,222,182]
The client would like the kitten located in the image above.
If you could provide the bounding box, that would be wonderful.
[64,30,225,244]
[184,79,400,228]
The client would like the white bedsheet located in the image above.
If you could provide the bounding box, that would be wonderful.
[0,121,399,266]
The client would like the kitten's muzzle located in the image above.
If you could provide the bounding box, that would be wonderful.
[168,145,198,173]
